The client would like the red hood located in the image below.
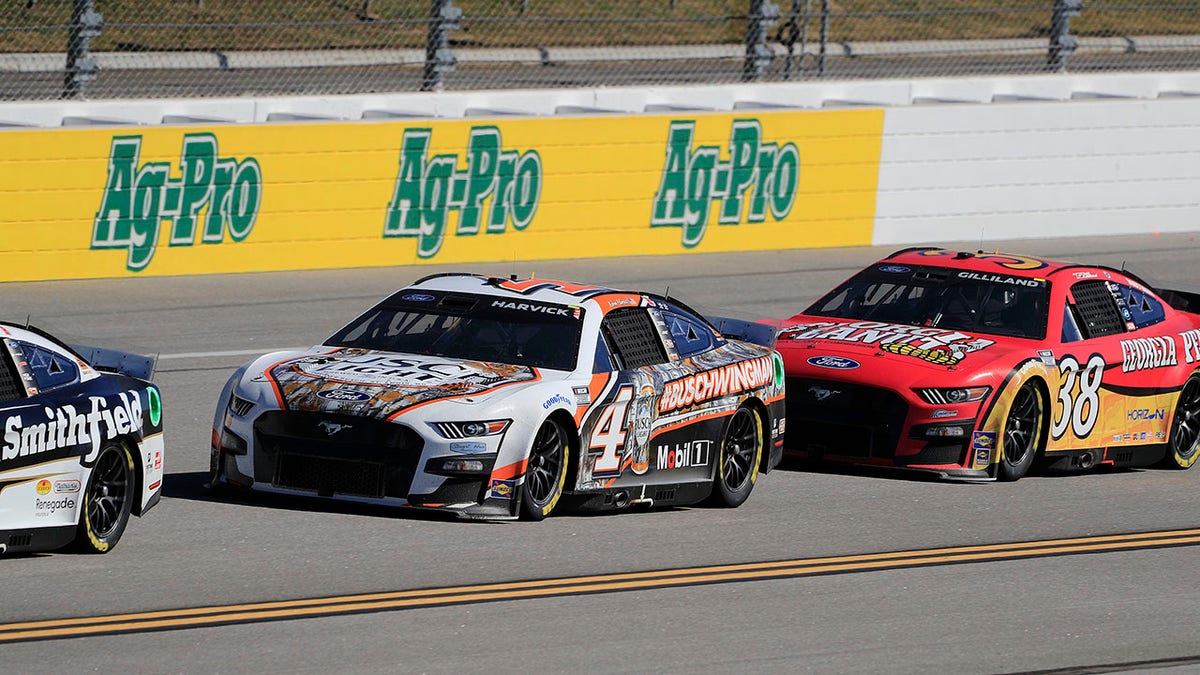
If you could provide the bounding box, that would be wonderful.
[776,315,1033,385]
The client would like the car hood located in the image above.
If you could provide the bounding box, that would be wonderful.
[775,316,1033,381]
[258,347,554,420]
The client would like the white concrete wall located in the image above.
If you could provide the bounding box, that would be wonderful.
[873,96,1200,245]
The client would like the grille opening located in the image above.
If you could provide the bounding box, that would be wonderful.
[654,488,676,501]
[275,454,385,498]
[7,533,32,547]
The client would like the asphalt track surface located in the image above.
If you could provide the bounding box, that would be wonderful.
[3,233,1200,674]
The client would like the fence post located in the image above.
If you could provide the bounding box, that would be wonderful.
[421,0,462,92]
[743,0,780,81]
[1047,0,1082,72]
[63,0,103,99]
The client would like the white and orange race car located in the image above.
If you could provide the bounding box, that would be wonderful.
[211,273,785,520]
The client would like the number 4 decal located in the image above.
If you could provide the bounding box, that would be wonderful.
[1050,354,1105,440]
[590,386,632,475]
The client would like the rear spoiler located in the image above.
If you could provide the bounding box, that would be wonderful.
[1155,287,1200,314]
[70,344,157,382]
[704,314,778,348]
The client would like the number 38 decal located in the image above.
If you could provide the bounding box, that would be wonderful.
[1050,354,1105,440]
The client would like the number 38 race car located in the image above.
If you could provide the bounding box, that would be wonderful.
[0,323,164,554]
[777,248,1200,481]
[212,273,785,520]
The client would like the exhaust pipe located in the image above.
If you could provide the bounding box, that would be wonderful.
[1078,450,1097,470]
[613,490,630,508]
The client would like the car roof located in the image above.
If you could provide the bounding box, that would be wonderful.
[882,247,1137,282]
[402,272,632,306]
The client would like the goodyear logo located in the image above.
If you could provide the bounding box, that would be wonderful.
[384,126,542,259]
[93,133,262,272]
[651,119,799,248]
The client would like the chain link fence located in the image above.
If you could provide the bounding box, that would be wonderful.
[2,1,1199,101]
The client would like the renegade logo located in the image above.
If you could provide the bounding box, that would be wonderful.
[384,126,542,259]
[93,133,263,272]
[651,119,799,248]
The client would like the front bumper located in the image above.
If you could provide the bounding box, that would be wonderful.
[212,409,521,519]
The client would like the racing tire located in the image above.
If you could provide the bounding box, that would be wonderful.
[712,406,763,508]
[73,441,135,554]
[520,418,569,521]
[1163,374,1200,470]
[998,382,1045,482]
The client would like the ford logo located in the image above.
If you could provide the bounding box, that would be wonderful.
[878,265,910,273]
[807,355,860,370]
[402,293,435,302]
[317,389,371,402]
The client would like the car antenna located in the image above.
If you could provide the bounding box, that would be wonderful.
[665,285,671,300]
[24,314,30,329]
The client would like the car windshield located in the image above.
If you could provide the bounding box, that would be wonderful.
[328,291,584,371]
[805,264,1050,339]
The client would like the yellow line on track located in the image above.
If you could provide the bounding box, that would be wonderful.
[4,528,1200,643]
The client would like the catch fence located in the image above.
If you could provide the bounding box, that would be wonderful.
[2,1,1199,101]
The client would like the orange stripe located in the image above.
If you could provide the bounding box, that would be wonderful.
[490,459,528,481]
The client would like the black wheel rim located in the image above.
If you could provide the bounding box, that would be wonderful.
[1004,385,1041,466]
[88,447,129,538]
[722,409,758,491]
[527,422,564,506]
[1172,378,1200,460]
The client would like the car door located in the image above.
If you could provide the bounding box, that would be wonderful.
[1054,279,1165,452]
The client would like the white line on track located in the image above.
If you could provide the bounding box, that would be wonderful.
[157,347,304,360]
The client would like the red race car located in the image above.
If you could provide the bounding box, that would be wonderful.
[775,247,1200,481]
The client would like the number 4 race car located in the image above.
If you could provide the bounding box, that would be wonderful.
[0,323,164,554]
[212,273,785,520]
[776,247,1200,481]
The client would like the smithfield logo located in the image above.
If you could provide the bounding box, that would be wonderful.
[316,389,372,403]
[93,133,263,272]
[806,355,859,370]
[651,119,799,248]
[384,126,542,259]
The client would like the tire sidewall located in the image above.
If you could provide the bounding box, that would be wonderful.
[520,418,568,521]
[1167,375,1200,469]
[77,442,135,553]
[714,406,762,507]
[998,382,1043,482]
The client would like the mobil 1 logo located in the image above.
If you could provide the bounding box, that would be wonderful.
[651,119,799,248]
[93,133,262,272]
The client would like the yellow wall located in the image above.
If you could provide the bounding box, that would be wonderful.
[0,110,883,280]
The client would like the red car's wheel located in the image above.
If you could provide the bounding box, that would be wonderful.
[998,382,1045,482]
[1164,374,1200,470]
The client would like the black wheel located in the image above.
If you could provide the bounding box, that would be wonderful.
[998,382,1044,482]
[712,406,763,508]
[520,418,569,521]
[1164,374,1200,470]
[74,441,135,553]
